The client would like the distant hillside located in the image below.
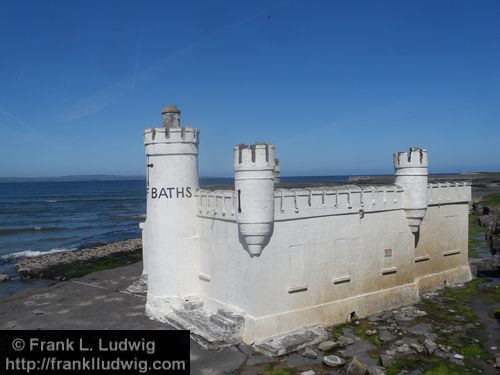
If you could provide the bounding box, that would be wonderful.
[0,175,145,183]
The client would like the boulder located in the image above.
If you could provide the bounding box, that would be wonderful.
[337,335,355,347]
[424,339,437,354]
[318,340,338,351]
[396,344,410,353]
[380,351,396,368]
[393,306,427,322]
[346,356,368,375]
[323,355,346,367]
[303,347,318,359]
[410,343,424,354]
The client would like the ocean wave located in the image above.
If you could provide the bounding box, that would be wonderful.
[0,197,143,205]
[0,246,77,260]
[55,197,142,204]
[0,227,66,235]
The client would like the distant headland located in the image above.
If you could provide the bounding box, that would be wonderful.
[0,175,145,183]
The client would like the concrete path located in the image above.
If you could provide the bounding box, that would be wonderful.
[0,262,246,374]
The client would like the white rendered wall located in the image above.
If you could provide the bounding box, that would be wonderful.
[414,183,471,291]
[144,127,200,298]
[191,183,471,343]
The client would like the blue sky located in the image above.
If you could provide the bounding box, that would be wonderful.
[0,0,499,177]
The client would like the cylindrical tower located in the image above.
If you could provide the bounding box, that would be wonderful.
[234,143,276,256]
[393,147,429,234]
[143,105,199,298]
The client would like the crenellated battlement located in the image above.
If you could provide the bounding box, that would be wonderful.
[274,185,402,220]
[195,183,471,220]
[144,126,199,145]
[234,143,275,170]
[196,185,405,221]
[394,147,428,171]
[428,182,470,205]
[196,189,238,219]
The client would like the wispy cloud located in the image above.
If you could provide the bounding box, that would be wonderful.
[0,108,43,136]
[60,80,132,122]
[60,2,287,122]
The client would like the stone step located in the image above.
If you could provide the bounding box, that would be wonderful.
[209,314,238,330]
[169,302,245,350]
[216,308,245,324]
[255,325,328,357]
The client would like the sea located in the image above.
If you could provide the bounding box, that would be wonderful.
[0,176,349,298]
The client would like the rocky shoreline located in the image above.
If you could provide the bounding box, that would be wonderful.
[236,279,500,374]
[14,238,142,280]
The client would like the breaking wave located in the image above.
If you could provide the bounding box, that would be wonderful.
[0,246,77,260]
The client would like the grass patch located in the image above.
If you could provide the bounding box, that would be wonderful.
[456,343,493,361]
[331,323,348,338]
[263,367,292,375]
[386,356,416,375]
[423,363,474,375]
[39,250,143,280]
[351,320,383,347]
[469,215,485,236]
[387,355,479,375]
[417,279,483,332]
[468,214,485,258]
[480,193,500,207]
[444,278,483,300]
[435,279,484,323]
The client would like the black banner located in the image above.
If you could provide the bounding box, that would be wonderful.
[0,330,189,374]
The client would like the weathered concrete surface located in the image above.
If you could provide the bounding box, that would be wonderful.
[0,262,246,375]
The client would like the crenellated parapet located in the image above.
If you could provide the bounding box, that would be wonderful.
[195,183,471,222]
[394,148,429,235]
[196,185,404,221]
[428,182,470,205]
[144,127,199,154]
[196,189,238,218]
[273,185,403,220]
[234,143,276,256]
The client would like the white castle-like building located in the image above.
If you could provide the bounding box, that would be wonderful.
[140,105,472,351]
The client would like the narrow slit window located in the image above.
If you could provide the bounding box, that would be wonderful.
[238,189,242,213]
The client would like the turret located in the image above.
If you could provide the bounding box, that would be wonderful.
[143,105,199,298]
[161,104,181,128]
[234,143,276,256]
[394,147,429,234]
